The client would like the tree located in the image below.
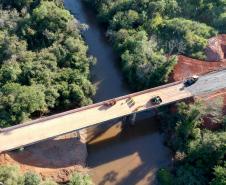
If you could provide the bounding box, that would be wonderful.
[210,164,226,185]
[21,1,75,49]
[0,0,35,10]
[24,172,41,185]
[0,34,27,62]
[68,173,93,185]
[157,168,174,185]
[159,18,217,59]
[173,102,204,151]
[161,100,226,185]
[0,59,22,85]
[110,10,140,30]
[186,131,226,174]
[175,164,207,185]
[0,83,47,127]
[114,29,177,90]
[178,0,226,31]
[0,0,95,127]
[0,165,24,185]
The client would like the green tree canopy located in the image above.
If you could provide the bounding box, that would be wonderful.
[0,0,95,127]
[0,83,47,127]
[24,172,41,185]
[0,165,24,185]
[210,164,226,185]
[68,172,93,185]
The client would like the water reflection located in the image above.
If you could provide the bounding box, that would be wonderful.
[88,117,172,185]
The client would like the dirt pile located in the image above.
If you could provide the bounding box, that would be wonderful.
[0,133,88,182]
[205,34,226,62]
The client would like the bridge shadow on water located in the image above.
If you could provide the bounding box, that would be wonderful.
[87,116,172,185]
[5,114,172,185]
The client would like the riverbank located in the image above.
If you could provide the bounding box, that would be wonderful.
[0,0,172,183]
[0,133,87,182]
[87,117,172,185]
[2,1,226,184]
[63,1,173,184]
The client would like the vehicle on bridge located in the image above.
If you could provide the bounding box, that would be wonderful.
[104,99,117,106]
[150,96,162,105]
[184,75,199,87]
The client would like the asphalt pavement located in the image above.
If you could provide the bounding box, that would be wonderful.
[186,69,226,95]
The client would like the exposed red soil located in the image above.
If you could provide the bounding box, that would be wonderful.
[170,35,226,129]
[0,133,88,182]
[205,34,226,61]
[170,55,226,82]
[170,35,226,82]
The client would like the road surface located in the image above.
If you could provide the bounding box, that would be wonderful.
[0,69,226,152]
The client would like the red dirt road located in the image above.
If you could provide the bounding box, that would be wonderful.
[171,35,226,81]
[170,44,226,130]
[170,55,226,82]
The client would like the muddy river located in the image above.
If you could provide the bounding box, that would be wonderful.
[64,0,172,184]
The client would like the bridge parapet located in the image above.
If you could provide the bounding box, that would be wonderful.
[2,69,226,152]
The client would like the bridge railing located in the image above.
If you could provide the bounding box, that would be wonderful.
[1,81,182,132]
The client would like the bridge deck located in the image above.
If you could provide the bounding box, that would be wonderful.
[1,69,226,152]
[0,82,191,152]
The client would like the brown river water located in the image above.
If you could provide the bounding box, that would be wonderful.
[64,0,172,184]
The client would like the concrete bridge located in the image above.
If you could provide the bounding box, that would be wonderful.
[1,69,226,152]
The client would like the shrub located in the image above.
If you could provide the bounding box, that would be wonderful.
[0,165,24,185]
[157,168,174,185]
[68,172,93,185]
[210,164,226,185]
[24,171,41,185]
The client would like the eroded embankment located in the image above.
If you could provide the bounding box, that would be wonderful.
[0,133,87,182]
[170,55,226,82]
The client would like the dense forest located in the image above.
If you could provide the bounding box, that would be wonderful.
[158,99,226,185]
[85,0,225,90]
[0,0,95,127]
[84,1,226,185]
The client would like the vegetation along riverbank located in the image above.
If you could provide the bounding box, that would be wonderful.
[84,0,226,185]
[0,0,95,128]
[0,0,226,184]
[84,0,225,90]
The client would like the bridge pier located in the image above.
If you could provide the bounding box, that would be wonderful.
[130,113,137,125]
[76,131,81,140]
[76,130,87,143]
[123,113,137,126]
